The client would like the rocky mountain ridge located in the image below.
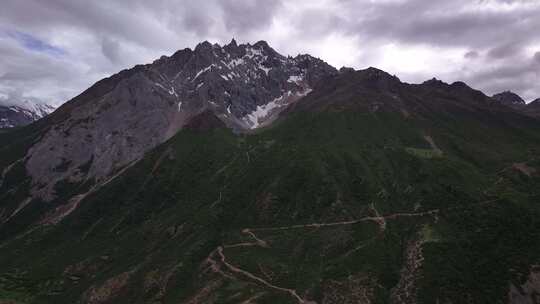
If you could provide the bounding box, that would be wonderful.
[22,39,337,201]
[1,40,540,304]
[3,40,538,206]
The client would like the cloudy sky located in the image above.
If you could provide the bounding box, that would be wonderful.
[1,0,539,106]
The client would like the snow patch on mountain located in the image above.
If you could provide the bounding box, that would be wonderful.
[242,87,313,129]
[244,97,285,129]
[193,65,216,81]
[259,65,271,75]
[288,75,302,83]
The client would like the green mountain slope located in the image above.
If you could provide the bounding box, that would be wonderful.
[1,70,540,304]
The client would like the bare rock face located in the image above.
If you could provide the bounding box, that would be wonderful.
[24,40,337,201]
[25,71,186,200]
[508,266,540,304]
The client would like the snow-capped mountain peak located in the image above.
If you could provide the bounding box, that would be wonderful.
[149,40,337,130]
[0,99,56,128]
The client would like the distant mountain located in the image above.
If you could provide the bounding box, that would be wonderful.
[492,90,526,107]
[0,100,55,128]
[529,98,540,109]
[491,91,540,117]
[525,98,540,117]
[1,40,540,304]
[531,98,540,105]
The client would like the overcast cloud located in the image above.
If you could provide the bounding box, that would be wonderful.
[0,0,539,106]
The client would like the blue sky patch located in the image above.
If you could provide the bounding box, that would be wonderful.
[7,30,66,56]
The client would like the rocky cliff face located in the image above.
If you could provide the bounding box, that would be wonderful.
[23,40,337,201]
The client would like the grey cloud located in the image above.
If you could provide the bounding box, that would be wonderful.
[464,51,479,59]
[462,56,539,101]
[349,0,540,49]
[0,41,76,83]
[534,52,540,64]
[0,0,539,105]
[219,0,281,33]
[101,37,121,64]
[0,0,285,107]
[179,10,214,36]
[332,0,540,100]
[487,43,521,59]
[469,64,535,83]
[0,35,104,105]
[294,8,348,38]
[0,89,44,107]
[0,1,176,49]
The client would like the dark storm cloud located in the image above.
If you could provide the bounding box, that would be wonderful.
[0,0,539,105]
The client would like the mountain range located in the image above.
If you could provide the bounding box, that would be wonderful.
[0,100,55,129]
[1,40,540,304]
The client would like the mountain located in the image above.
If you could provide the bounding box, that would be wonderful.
[0,100,55,128]
[492,90,526,107]
[11,39,336,202]
[491,91,540,118]
[530,98,540,106]
[525,98,540,117]
[1,41,540,304]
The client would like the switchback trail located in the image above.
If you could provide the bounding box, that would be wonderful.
[206,198,502,303]
[209,246,310,304]
[244,198,501,233]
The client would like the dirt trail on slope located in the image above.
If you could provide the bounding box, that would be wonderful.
[205,198,502,303]
[244,199,501,233]
[245,211,432,233]
[209,246,310,304]
[223,229,270,249]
